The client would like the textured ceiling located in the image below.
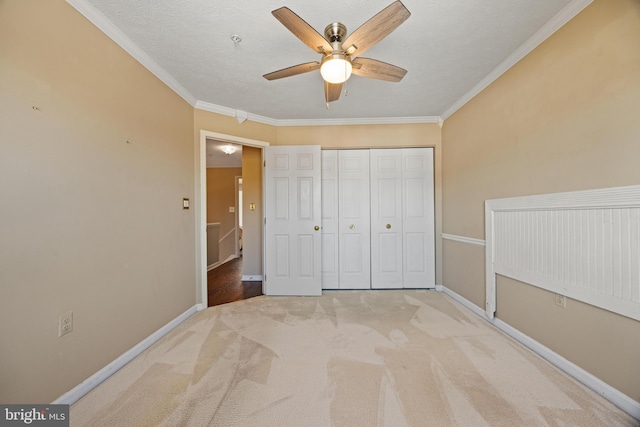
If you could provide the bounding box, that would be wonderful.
[76,0,583,122]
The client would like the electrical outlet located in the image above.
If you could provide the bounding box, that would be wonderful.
[555,294,566,308]
[59,311,73,337]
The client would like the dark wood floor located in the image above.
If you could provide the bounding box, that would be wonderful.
[207,256,263,307]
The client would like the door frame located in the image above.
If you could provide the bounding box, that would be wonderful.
[197,130,269,309]
[235,175,242,258]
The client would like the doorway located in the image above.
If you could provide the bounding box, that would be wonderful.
[197,131,269,308]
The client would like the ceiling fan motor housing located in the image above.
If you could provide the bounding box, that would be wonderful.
[320,22,352,84]
[324,22,347,52]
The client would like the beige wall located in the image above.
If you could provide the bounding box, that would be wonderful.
[442,0,640,400]
[206,168,242,263]
[442,241,485,308]
[0,0,195,403]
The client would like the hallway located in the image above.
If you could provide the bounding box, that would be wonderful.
[207,257,263,306]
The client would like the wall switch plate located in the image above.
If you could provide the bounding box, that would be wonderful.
[182,198,190,209]
[229,207,235,213]
[555,293,566,308]
[59,311,73,337]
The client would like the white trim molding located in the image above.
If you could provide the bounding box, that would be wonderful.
[53,305,198,405]
[441,233,486,246]
[195,101,279,127]
[439,286,640,420]
[242,275,263,282]
[485,184,640,321]
[275,116,441,127]
[195,100,440,127]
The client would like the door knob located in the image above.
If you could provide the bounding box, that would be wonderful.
[348,224,355,230]
[386,224,391,229]
[314,225,320,231]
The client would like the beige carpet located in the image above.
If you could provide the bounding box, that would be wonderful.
[71,290,637,426]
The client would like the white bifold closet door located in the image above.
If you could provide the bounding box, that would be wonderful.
[321,150,371,289]
[322,148,434,290]
[370,148,435,289]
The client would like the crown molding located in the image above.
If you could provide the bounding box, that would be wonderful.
[195,101,439,127]
[194,101,279,126]
[66,0,197,106]
[440,0,594,121]
[275,116,441,127]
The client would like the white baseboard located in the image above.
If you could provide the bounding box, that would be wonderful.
[492,317,640,419]
[242,275,263,282]
[439,285,487,319]
[53,305,198,406]
[438,285,640,420]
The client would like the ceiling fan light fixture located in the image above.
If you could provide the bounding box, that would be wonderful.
[320,53,352,84]
[220,144,237,155]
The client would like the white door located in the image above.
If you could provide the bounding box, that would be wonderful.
[321,150,339,289]
[338,150,371,289]
[402,148,435,288]
[265,145,322,296]
[370,149,404,288]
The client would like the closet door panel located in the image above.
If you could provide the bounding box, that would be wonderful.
[338,150,371,289]
[321,150,339,289]
[402,148,435,288]
[370,149,403,288]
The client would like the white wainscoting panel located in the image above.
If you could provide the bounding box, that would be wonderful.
[485,185,640,321]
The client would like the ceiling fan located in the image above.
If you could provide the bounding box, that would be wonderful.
[263,1,411,105]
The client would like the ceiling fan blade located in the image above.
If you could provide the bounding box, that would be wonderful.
[325,81,343,103]
[342,1,410,58]
[351,57,407,82]
[263,61,321,80]
[272,7,332,54]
